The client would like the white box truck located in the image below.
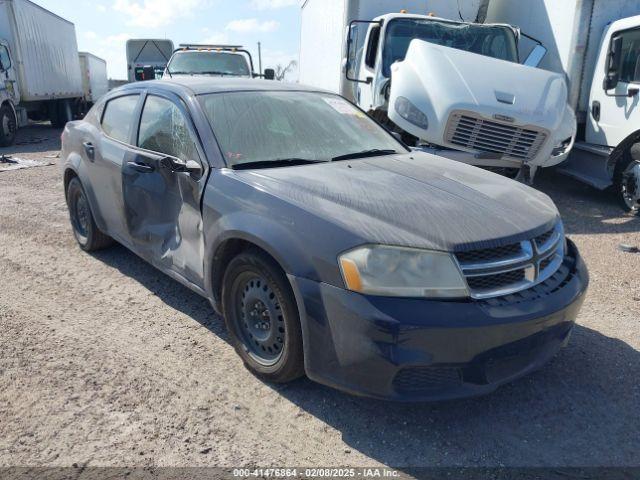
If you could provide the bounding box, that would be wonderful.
[299,0,577,182]
[0,0,84,146]
[78,52,108,108]
[126,39,174,82]
[485,0,640,213]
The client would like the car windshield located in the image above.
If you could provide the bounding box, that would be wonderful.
[199,91,406,168]
[168,51,251,76]
[383,18,519,76]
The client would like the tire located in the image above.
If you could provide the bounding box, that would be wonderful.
[66,177,114,251]
[221,248,305,383]
[50,100,72,128]
[613,143,640,215]
[0,104,17,147]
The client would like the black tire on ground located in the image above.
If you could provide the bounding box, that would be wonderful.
[613,143,640,215]
[221,248,305,383]
[65,177,114,251]
[0,104,17,147]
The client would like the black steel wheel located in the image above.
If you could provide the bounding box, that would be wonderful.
[614,144,640,215]
[222,249,304,382]
[66,177,114,251]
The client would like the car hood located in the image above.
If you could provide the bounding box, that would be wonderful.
[232,152,559,252]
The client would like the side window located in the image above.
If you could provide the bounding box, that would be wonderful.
[365,26,381,69]
[101,95,139,143]
[137,95,200,161]
[0,46,10,70]
[619,28,640,84]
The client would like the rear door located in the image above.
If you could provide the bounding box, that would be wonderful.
[85,93,142,241]
[120,90,208,286]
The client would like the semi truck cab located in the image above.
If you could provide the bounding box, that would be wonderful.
[559,15,640,213]
[0,39,20,146]
[344,12,576,181]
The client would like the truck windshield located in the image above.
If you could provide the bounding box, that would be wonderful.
[168,51,251,76]
[199,91,405,168]
[383,19,519,77]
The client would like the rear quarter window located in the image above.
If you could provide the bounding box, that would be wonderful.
[101,95,139,143]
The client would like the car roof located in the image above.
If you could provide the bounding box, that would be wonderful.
[117,78,329,96]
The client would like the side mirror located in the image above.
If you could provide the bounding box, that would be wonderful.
[161,156,202,176]
[264,68,275,80]
[604,35,623,91]
[523,44,547,67]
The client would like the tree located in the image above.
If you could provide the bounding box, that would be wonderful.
[274,60,297,81]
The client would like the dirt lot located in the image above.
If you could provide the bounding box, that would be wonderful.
[0,125,639,469]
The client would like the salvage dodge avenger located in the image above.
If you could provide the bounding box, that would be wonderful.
[61,78,588,401]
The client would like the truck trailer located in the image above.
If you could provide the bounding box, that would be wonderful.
[485,0,640,213]
[78,52,108,108]
[126,39,174,82]
[299,0,577,181]
[0,0,84,146]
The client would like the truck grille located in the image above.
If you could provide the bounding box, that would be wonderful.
[454,223,565,299]
[445,111,548,160]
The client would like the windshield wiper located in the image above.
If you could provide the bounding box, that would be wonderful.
[231,158,326,170]
[331,149,398,161]
[199,70,239,76]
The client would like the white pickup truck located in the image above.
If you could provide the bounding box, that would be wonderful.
[299,0,576,182]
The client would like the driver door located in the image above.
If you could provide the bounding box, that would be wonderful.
[121,91,208,287]
[587,26,640,147]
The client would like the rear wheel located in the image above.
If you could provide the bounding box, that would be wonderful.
[66,177,114,251]
[222,249,304,383]
[614,144,640,215]
[0,104,17,147]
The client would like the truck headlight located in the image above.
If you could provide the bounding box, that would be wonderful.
[551,137,573,157]
[338,245,468,298]
[395,96,428,130]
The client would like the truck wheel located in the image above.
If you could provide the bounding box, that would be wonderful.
[0,104,17,147]
[221,248,305,383]
[66,177,114,251]
[614,144,640,214]
[51,100,72,128]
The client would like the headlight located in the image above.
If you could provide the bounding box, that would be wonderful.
[395,96,428,130]
[551,137,573,157]
[338,245,468,298]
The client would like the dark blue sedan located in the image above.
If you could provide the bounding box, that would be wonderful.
[61,78,588,401]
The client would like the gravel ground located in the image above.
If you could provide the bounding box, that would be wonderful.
[0,125,638,469]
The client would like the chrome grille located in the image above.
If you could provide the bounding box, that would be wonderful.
[455,223,565,299]
[445,111,548,160]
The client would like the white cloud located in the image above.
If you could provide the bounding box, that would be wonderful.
[96,4,107,12]
[250,0,298,9]
[226,18,279,33]
[113,0,203,28]
[200,28,229,45]
[83,31,98,40]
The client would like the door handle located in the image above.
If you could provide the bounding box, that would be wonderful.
[82,141,95,161]
[127,161,154,173]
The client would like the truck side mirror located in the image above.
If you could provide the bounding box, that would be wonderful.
[264,68,275,80]
[523,44,547,68]
[604,35,623,91]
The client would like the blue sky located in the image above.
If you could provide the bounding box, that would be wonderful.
[35,0,301,80]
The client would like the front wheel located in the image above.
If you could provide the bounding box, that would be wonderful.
[614,144,640,215]
[0,104,17,147]
[222,249,305,383]
[66,177,114,251]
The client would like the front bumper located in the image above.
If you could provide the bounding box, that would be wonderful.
[289,239,588,401]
